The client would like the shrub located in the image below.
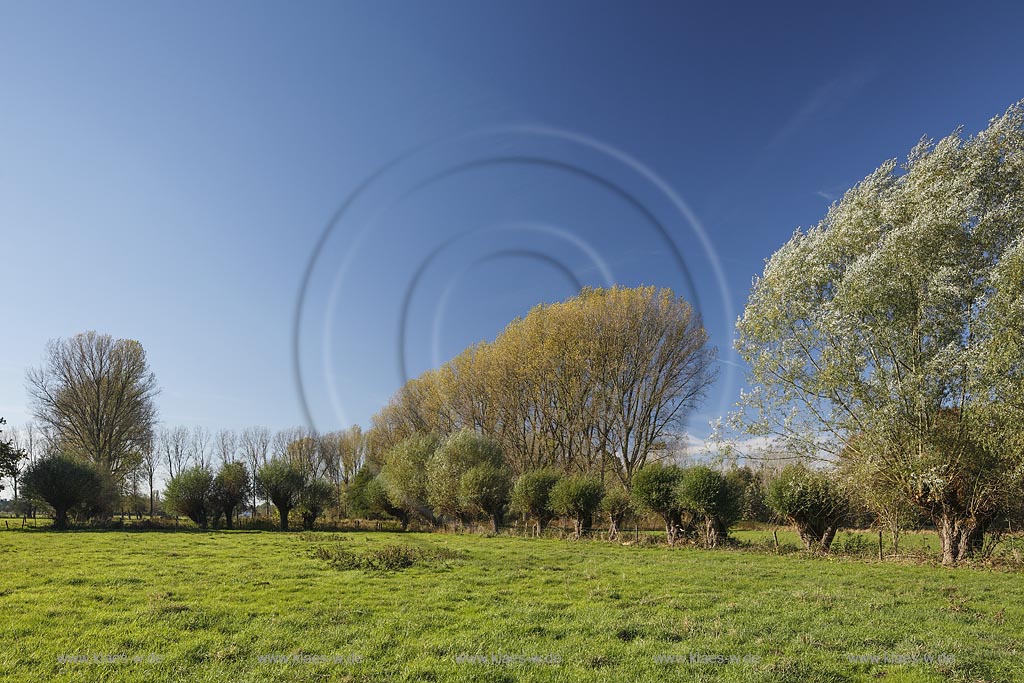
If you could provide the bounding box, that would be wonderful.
[256,458,305,530]
[312,543,462,572]
[766,464,849,551]
[676,466,741,547]
[548,475,604,538]
[164,467,214,528]
[21,456,101,529]
[510,468,562,535]
[631,463,690,545]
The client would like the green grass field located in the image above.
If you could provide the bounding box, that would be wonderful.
[1,530,1021,683]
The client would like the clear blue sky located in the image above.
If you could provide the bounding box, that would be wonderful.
[2,1,1022,439]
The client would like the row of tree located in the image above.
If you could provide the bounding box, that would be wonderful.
[348,428,873,553]
[369,285,716,485]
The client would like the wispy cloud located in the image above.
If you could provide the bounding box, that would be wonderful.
[765,68,875,152]
[815,190,837,201]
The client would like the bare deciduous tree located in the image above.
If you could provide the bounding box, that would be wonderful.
[26,331,159,482]
[189,426,213,470]
[240,426,271,515]
[216,428,238,466]
[159,426,191,480]
[140,438,159,516]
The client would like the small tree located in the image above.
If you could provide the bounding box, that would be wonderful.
[257,458,305,530]
[346,465,380,519]
[676,466,741,547]
[164,467,214,528]
[458,463,512,533]
[510,468,562,536]
[379,433,440,526]
[766,464,848,551]
[631,463,689,545]
[366,475,411,529]
[601,487,632,541]
[299,477,336,530]
[724,466,771,524]
[427,429,504,524]
[21,455,100,529]
[0,418,26,496]
[840,455,920,556]
[211,461,250,529]
[733,103,1024,566]
[548,475,604,539]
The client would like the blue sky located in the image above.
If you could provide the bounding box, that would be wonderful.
[2,1,1023,440]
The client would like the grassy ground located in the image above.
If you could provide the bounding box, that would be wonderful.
[1,530,1021,683]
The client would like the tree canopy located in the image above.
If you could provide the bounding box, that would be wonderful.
[372,286,715,486]
[734,101,1024,564]
[27,332,158,482]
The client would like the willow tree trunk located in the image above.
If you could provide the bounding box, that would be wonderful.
[938,514,981,566]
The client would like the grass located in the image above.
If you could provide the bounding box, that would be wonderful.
[0,530,1022,682]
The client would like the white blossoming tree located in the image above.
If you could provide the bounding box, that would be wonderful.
[733,101,1024,565]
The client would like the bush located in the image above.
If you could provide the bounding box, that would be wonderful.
[256,458,305,530]
[164,467,214,528]
[676,466,741,547]
[631,463,690,545]
[510,468,562,535]
[21,456,102,529]
[766,464,849,551]
[548,475,604,538]
[312,543,462,572]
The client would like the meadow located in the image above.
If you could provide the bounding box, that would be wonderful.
[1,529,1021,683]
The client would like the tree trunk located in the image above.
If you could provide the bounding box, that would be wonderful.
[279,507,290,531]
[573,518,584,539]
[224,507,234,530]
[819,525,837,552]
[704,517,719,548]
[665,511,682,546]
[938,513,978,566]
[490,514,500,534]
[54,508,69,530]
